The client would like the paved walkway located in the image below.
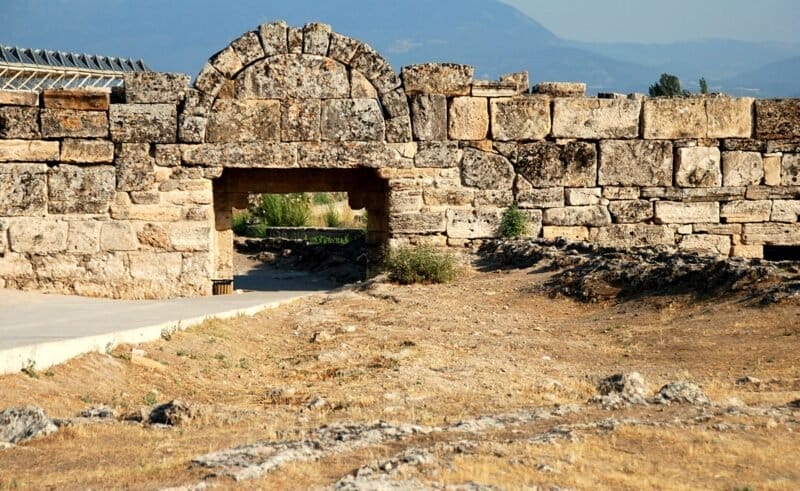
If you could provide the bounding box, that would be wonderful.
[0,269,337,375]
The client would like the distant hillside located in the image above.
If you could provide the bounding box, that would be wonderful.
[721,56,800,98]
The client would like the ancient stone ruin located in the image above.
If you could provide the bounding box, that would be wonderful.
[0,21,799,299]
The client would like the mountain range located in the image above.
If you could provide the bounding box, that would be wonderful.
[1,0,798,97]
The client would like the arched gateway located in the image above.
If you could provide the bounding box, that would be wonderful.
[0,21,798,299]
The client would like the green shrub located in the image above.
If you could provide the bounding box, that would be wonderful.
[252,193,311,227]
[499,203,528,238]
[305,234,351,246]
[232,210,251,236]
[312,192,335,205]
[323,205,343,227]
[383,246,457,284]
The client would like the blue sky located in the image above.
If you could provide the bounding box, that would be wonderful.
[501,0,799,44]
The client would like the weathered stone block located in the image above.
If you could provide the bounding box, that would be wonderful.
[755,99,800,139]
[598,140,673,186]
[679,234,731,256]
[490,96,550,141]
[402,63,473,96]
[731,244,763,258]
[771,200,800,222]
[721,151,763,186]
[42,89,109,110]
[410,94,447,141]
[781,154,800,186]
[350,70,378,99]
[542,226,589,241]
[767,139,800,153]
[533,82,585,97]
[206,99,280,143]
[682,187,746,202]
[543,206,611,227]
[41,109,108,138]
[0,106,40,139]
[722,138,765,152]
[327,32,360,64]
[0,164,47,216]
[0,140,59,162]
[177,114,207,144]
[381,88,410,119]
[516,182,564,209]
[743,223,800,245]
[123,72,190,104]
[446,208,503,239]
[643,98,706,139]
[461,148,514,190]
[590,224,675,247]
[194,63,225,98]
[386,116,412,143]
[321,99,385,141]
[675,147,721,187]
[258,21,289,56]
[9,218,68,253]
[565,188,601,206]
[693,223,742,235]
[350,43,387,81]
[517,141,597,187]
[471,80,518,97]
[182,142,297,168]
[100,222,139,251]
[414,142,462,168]
[389,212,446,233]
[552,98,641,139]
[129,251,182,280]
[301,142,409,169]
[654,201,719,224]
[209,46,244,79]
[154,145,182,167]
[60,139,114,163]
[66,221,101,253]
[48,165,115,214]
[500,72,530,94]
[608,200,653,223]
[109,104,177,143]
[388,189,423,213]
[474,190,514,207]
[603,187,640,200]
[423,188,474,206]
[167,224,211,252]
[763,154,782,186]
[448,97,488,140]
[746,186,800,200]
[0,90,38,106]
[706,97,753,138]
[720,200,772,223]
[235,55,350,99]
[231,31,265,66]
[281,99,321,142]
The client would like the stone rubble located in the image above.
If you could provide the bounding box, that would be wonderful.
[0,406,58,443]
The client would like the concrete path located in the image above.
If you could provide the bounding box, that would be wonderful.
[0,268,338,375]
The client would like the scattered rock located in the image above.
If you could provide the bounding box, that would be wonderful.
[149,400,201,426]
[529,425,578,445]
[652,382,710,406]
[79,405,116,419]
[0,406,58,443]
[335,325,358,334]
[592,372,648,409]
[307,396,328,410]
[268,386,297,403]
[312,330,334,343]
[736,376,762,387]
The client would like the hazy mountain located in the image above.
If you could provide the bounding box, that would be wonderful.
[721,56,800,98]
[0,0,796,96]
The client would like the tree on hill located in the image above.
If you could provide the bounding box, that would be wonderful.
[699,77,709,94]
[648,73,690,96]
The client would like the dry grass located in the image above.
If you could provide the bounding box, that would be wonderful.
[0,265,798,489]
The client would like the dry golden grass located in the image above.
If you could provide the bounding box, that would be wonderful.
[0,265,798,489]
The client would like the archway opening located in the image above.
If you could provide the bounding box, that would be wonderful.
[212,168,389,293]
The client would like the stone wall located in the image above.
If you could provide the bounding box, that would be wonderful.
[0,21,799,298]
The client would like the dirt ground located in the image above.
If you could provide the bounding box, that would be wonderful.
[1,255,799,490]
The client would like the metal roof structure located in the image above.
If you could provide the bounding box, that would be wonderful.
[0,45,150,91]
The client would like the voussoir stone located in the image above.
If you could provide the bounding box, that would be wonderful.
[599,140,673,186]
[123,72,190,104]
[517,141,597,187]
[552,97,641,139]
[235,54,350,100]
[402,63,473,96]
[0,164,48,216]
[490,96,550,141]
[109,104,177,143]
[258,21,289,57]
[321,99,385,141]
[48,165,115,214]
[206,99,280,143]
[461,148,515,190]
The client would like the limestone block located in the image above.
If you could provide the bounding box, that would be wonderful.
[675,147,721,187]
[327,32,360,64]
[388,190,423,213]
[679,234,731,256]
[763,154,782,186]
[720,200,772,223]
[350,70,378,99]
[258,21,289,57]
[654,202,719,224]
[100,222,139,251]
[448,97,488,140]
[475,190,514,207]
[401,63,473,96]
[542,226,589,241]
[381,88,410,118]
[116,143,155,192]
[516,182,564,209]
[446,208,505,239]
[552,98,641,139]
[743,223,800,245]
[746,186,800,200]
[706,97,753,138]
[231,31,265,66]
[490,96,550,141]
[767,139,800,153]
[730,244,763,258]
[182,142,297,168]
[48,165,115,214]
[130,191,160,204]
[210,46,244,79]
[771,200,800,222]
[598,140,673,186]
[532,82,585,97]
[235,55,350,99]
[129,251,182,280]
[693,223,742,235]
[194,63,225,98]
[0,253,34,277]
[9,218,68,253]
[423,188,474,206]
[608,200,653,223]
[386,116,412,143]
[42,89,109,110]
[0,106,40,139]
[603,187,640,200]
[410,94,447,141]
[0,90,38,106]
[781,154,800,186]
[60,139,114,163]
[321,99,385,141]
[206,99,280,143]
[111,202,183,222]
[471,80,518,97]
[682,187,746,202]
[0,220,6,255]
[66,221,101,253]
[719,151,763,187]
[643,98,706,139]
[168,224,211,252]
[388,212,446,233]
[289,28,303,54]
[122,72,190,104]
[517,141,597,187]
[41,109,108,138]
[461,148,515,190]
[755,99,800,139]
[299,142,408,169]
[281,99,321,142]
[722,138,765,152]
[178,114,207,144]
[543,206,611,227]
[500,72,530,94]
[590,224,675,247]
[565,188,601,206]
[0,164,47,215]
[414,142,464,169]
[109,104,177,143]
[154,145,181,167]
